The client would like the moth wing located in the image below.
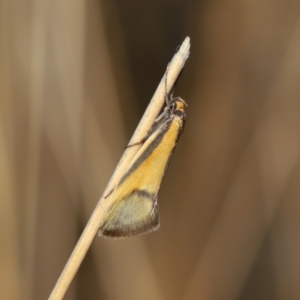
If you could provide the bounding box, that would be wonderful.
[98,109,184,239]
[98,190,159,238]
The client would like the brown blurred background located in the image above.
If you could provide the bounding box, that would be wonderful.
[1,1,300,299]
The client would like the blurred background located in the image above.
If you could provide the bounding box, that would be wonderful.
[1,0,300,299]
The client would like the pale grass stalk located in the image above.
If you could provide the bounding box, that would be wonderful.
[48,36,190,300]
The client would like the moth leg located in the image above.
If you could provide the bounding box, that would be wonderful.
[125,115,162,149]
[125,127,155,148]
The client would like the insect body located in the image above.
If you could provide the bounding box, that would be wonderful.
[98,98,187,238]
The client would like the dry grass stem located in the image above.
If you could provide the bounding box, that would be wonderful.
[48,36,190,300]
